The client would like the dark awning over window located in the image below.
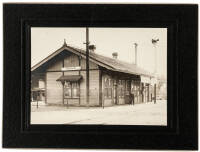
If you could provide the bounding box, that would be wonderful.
[56,75,82,82]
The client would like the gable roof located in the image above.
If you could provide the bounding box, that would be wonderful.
[31,44,154,77]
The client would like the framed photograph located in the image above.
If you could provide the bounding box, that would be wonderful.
[3,4,198,149]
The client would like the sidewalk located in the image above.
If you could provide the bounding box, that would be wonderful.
[31,100,167,125]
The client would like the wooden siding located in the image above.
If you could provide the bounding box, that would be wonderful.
[64,53,99,70]
[47,60,63,71]
[64,54,79,67]
[80,70,99,106]
[45,52,100,106]
[64,71,79,75]
[46,72,63,104]
[118,98,125,105]
[46,53,99,71]
[131,80,141,104]
[80,58,98,69]
[102,74,116,106]
[103,99,113,106]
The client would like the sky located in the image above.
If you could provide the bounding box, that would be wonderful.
[31,28,167,77]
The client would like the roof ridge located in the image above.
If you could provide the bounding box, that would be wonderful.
[67,45,153,76]
[32,44,153,77]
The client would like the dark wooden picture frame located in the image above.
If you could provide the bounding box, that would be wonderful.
[3,4,198,150]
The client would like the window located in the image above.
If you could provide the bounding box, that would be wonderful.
[64,81,79,98]
[104,77,113,99]
[131,80,134,92]
[118,79,125,98]
[72,82,79,98]
[118,80,121,85]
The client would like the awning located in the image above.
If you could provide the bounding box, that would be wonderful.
[56,75,82,82]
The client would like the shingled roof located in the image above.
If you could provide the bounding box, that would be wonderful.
[31,44,154,77]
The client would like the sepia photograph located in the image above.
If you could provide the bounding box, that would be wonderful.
[31,27,167,125]
[3,3,198,149]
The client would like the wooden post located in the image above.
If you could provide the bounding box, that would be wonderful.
[86,27,90,107]
[36,92,39,109]
[147,84,150,102]
[134,43,138,65]
[62,81,65,105]
[154,84,156,104]
[142,83,144,103]
[78,56,81,106]
[62,59,65,105]
[99,70,103,107]
[79,82,80,106]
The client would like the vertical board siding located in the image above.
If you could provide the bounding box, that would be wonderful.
[102,74,115,106]
[46,72,63,104]
[63,53,98,69]
[81,58,98,69]
[64,71,79,75]
[118,98,125,105]
[64,99,79,106]
[80,70,99,106]
[104,99,113,106]
[64,54,79,67]
[45,51,100,106]
[47,60,63,71]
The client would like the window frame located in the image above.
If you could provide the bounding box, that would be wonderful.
[64,81,80,99]
[104,77,113,99]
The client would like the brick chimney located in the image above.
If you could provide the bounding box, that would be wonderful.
[112,52,118,59]
[89,45,96,53]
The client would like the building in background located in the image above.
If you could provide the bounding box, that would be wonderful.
[31,41,159,107]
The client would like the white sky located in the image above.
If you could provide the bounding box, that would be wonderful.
[31,28,167,77]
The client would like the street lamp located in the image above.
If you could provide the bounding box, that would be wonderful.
[152,39,159,74]
[152,38,159,104]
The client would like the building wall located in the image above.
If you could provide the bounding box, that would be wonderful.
[47,60,63,71]
[102,74,114,106]
[131,80,141,104]
[80,70,100,106]
[63,53,98,70]
[101,73,153,106]
[101,74,128,106]
[80,58,98,69]
[46,72,63,104]
[37,51,153,106]
[45,52,100,106]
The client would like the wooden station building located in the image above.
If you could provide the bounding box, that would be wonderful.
[31,41,155,107]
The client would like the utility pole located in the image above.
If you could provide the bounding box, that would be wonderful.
[152,38,159,104]
[134,43,138,65]
[85,27,90,107]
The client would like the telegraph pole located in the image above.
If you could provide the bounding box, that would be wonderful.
[86,27,90,107]
[134,43,138,65]
[152,38,159,104]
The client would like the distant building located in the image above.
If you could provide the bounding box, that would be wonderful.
[31,42,156,107]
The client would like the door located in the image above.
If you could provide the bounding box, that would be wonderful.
[113,85,117,104]
[125,80,131,104]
